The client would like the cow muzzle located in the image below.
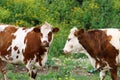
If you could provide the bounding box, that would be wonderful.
[62,49,69,54]
[41,41,49,47]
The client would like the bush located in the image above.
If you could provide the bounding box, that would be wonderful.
[0,0,120,57]
[0,7,11,22]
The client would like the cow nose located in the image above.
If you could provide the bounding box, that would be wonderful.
[42,41,49,47]
[63,50,68,54]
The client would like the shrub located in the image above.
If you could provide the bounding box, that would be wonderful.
[0,0,120,57]
[0,7,11,23]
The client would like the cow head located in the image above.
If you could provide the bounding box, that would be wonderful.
[33,22,59,47]
[63,27,86,54]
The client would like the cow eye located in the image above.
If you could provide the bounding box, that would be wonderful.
[68,38,71,41]
[70,45,73,48]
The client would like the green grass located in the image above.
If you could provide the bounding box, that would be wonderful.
[0,55,112,80]
[7,72,28,80]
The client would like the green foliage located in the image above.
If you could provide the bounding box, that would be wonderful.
[0,0,119,28]
[0,7,10,22]
[0,0,119,58]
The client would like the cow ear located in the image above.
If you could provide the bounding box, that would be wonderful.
[52,27,59,33]
[74,29,84,37]
[80,29,84,33]
[33,27,40,33]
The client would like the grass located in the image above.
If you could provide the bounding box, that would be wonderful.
[0,54,112,80]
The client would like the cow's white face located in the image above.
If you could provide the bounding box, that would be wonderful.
[40,22,53,47]
[63,27,85,54]
[38,22,59,47]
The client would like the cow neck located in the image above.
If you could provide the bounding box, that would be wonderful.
[78,30,119,67]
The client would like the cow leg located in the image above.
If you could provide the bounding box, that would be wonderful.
[0,59,7,80]
[26,63,37,80]
[100,70,108,80]
[29,69,37,80]
[110,68,117,80]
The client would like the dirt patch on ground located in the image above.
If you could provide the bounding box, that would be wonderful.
[7,57,92,76]
[72,66,91,76]
[12,65,92,76]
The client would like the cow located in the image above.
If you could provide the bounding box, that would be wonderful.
[63,27,120,80]
[0,22,59,80]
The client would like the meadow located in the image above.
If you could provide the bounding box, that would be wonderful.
[0,0,120,80]
[0,55,112,80]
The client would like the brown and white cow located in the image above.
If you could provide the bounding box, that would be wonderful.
[0,22,59,80]
[63,27,120,80]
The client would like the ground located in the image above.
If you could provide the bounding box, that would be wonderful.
[13,64,92,76]
[0,57,111,80]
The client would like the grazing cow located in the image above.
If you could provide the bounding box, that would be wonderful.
[0,22,59,80]
[63,27,120,80]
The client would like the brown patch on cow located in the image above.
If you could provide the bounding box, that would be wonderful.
[77,30,118,67]
[102,30,112,42]
[33,27,40,33]
[77,29,119,79]
[9,57,13,61]
[23,29,47,65]
[107,35,112,41]
[14,46,18,51]
[22,49,24,53]
[74,29,84,37]
[38,47,47,66]
[48,32,52,42]
[0,26,17,57]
